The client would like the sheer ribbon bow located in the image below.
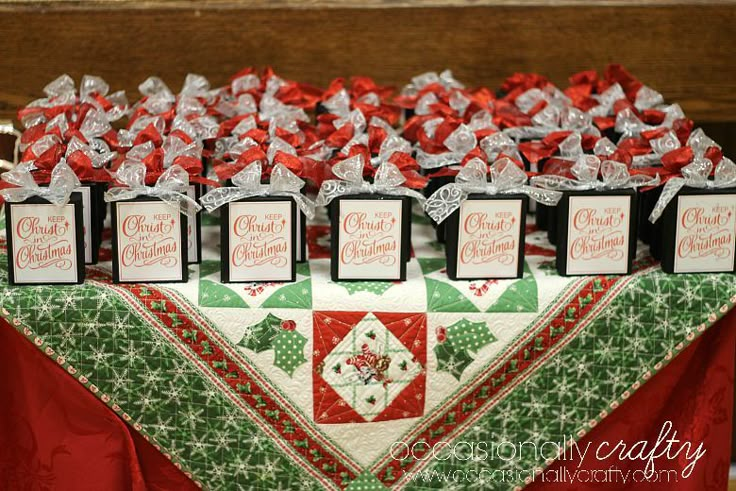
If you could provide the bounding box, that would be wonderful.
[315,155,425,206]
[649,157,736,223]
[1,160,80,205]
[199,162,315,219]
[104,162,201,217]
[424,157,562,223]
[530,155,660,192]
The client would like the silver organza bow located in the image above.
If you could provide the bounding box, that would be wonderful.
[104,162,201,217]
[506,105,600,140]
[649,157,736,223]
[315,155,426,206]
[1,160,80,205]
[199,162,315,219]
[415,124,477,169]
[424,157,563,223]
[369,134,412,168]
[614,104,685,140]
[530,154,660,192]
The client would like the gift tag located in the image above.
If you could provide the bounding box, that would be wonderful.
[8,202,80,283]
[80,185,93,264]
[114,201,185,282]
[227,200,293,282]
[455,199,523,279]
[336,199,404,280]
[565,195,631,275]
[673,194,736,273]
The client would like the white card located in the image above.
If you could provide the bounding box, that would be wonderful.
[566,195,631,275]
[228,201,292,282]
[80,185,93,264]
[115,201,184,282]
[9,203,79,283]
[337,199,403,280]
[455,199,522,278]
[186,185,199,263]
[673,194,736,273]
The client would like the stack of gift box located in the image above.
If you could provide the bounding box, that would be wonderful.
[3,65,734,286]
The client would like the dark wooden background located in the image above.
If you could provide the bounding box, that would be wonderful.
[1,2,736,123]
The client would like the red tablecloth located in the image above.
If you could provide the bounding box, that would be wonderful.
[1,310,734,490]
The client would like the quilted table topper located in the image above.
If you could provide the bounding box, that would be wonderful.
[1,206,735,490]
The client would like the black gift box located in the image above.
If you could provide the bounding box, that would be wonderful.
[92,182,106,248]
[546,205,559,245]
[423,172,455,199]
[5,193,85,285]
[329,194,410,282]
[536,203,550,231]
[110,197,189,283]
[186,183,203,264]
[296,208,307,263]
[637,186,663,246]
[403,196,413,262]
[296,188,309,263]
[555,189,638,276]
[424,171,456,244]
[444,194,528,280]
[89,183,107,251]
[656,186,736,274]
[78,183,102,265]
[220,196,297,283]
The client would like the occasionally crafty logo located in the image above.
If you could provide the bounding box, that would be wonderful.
[391,421,706,483]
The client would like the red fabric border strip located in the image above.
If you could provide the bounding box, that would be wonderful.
[1,307,733,490]
[0,318,197,491]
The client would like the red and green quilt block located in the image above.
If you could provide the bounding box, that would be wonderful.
[197,260,312,309]
[419,258,541,313]
[310,260,426,312]
[434,318,498,381]
[237,313,308,377]
[313,311,426,423]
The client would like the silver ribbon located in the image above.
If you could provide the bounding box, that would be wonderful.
[199,162,315,219]
[315,154,426,206]
[530,154,660,192]
[369,134,412,168]
[104,162,201,217]
[401,69,464,101]
[65,136,116,170]
[631,130,681,168]
[162,134,203,168]
[424,157,562,224]
[587,83,626,117]
[415,124,477,170]
[649,157,736,223]
[505,105,600,141]
[1,159,80,205]
[614,104,685,140]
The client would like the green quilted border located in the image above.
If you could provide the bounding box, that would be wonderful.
[398,271,736,490]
